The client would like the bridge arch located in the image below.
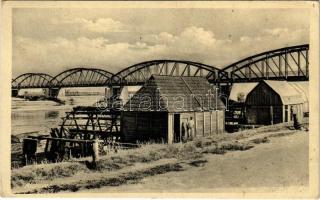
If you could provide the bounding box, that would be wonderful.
[12,73,55,89]
[111,60,222,85]
[219,44,309,82]
[49,68,114,88]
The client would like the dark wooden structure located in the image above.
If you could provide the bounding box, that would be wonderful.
[19,106,122,164]
[121,75,225,144]
[245,80,304,125]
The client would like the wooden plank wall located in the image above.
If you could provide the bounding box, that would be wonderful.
[121,112,168,143]
[181,110,224,137]
[122,110,225,144]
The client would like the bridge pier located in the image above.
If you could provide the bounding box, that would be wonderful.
[111,86,122,97]
[48,88,61,98]
[103,86,124,110]
[12,89,19,97]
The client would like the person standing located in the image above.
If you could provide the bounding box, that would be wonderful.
[292,106,301,130]
[188,117,195,140]
[181,122,187,143]
[186,119,190,140]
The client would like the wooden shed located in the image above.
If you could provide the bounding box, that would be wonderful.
[121,75,225,144]
[245,80,304,125]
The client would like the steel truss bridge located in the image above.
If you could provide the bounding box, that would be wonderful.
[219,44,309,83]
[12,44,309,97]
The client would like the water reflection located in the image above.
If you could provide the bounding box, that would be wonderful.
[11,95,104,136]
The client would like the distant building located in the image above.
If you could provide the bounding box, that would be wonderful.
[64,89,104,96]
[19,89,45,97]
[121,75,225,144]
[229,82,259,103]
[245,80,307,125]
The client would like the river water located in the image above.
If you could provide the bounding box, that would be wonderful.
[11,95,105,137]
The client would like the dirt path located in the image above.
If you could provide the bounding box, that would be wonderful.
[84,131,309,193]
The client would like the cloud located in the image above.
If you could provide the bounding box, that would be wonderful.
[52,17,128,33]
[13,25,308,77]
[179,26,216,46]
[263,28,289,36]
[13,36,167,75]
[239,27,307,48]
[240,36,261,43]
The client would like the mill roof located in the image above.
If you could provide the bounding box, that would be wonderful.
[123,75,225,112]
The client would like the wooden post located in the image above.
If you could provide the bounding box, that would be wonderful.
[270,106,274,125]
[282,105,285,122]
[289,105,292,122]
[194,112,197,137]
[210,111,212,135]
[44,139,49,154]
[167,113,173,144]
[222,111,225,132]
[203,112,205,136]
[300,105,303,123]
[216,111,218,134]
[179,119,182,143]
[92,138,100,162]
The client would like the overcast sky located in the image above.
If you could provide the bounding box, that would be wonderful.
[12,8,309,77]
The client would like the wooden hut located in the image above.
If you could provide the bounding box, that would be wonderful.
[121,75,225,144]
[288,81,309,119]
[245,80,304,125]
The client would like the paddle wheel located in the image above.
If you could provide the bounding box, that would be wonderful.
[42,105,122,161]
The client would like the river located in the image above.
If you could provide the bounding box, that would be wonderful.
[11,95,105,137]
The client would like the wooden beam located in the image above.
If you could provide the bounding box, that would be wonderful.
[167,113,174,144]
[203,112,205,136]
[210,111,212,135]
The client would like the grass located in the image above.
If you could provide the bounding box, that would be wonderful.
[11,138,254,189]
[20,163,183,194]
[250,137,270,144]
[12,123,301,192]
[11,161,89,188]
[220,142,254,151]
[11,142,201,188]
[202,141,254,154]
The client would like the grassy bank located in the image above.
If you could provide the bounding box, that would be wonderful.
[12,123,304,193]
[12,142,201,188]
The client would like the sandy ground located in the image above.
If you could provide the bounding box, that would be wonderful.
[83,131,309,193]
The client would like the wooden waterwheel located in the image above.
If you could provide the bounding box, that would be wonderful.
[44,106,121,161]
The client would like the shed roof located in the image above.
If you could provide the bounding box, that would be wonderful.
[229,82,258,102]
[288,81,309,103]
[123,75,225,112]
[263,80,304,105]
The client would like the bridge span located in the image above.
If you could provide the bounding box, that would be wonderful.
[219,44,309,83]
[12,44,309,98]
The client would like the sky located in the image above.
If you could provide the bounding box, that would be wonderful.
[12,8,310,77]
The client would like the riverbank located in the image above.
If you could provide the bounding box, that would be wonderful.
[94,130,308,193]
[11,124,308,194]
